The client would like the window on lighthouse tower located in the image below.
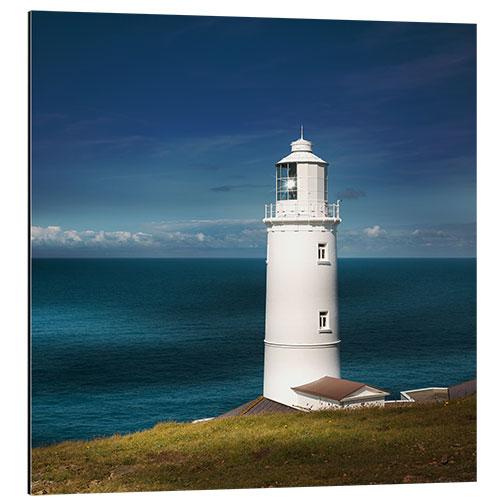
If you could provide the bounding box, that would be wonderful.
[319,311,329,330]
[276,163,297,201]
[318,243,327,261]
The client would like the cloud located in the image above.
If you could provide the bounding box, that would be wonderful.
[132,232,153,243]
[210,184,266,192]
[147,219,266,249]
[32,220,476,258]
[410,228,453,240]
[337,223,476,257]
[336,187,366,200]
[149,219,261,230]
[32,226,154,249]
[31,219,267,257]
[363,225,386,238]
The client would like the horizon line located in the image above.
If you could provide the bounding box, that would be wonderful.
[30,256,477,260]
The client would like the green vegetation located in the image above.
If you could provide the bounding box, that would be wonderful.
[31,397,476,494]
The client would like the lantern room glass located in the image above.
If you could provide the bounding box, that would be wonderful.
[276,163,297,201]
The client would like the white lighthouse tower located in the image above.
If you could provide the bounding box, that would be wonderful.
[263,129,342,408]
[215,130,389,418]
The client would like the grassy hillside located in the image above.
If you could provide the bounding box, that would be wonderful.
[31,397,476,494]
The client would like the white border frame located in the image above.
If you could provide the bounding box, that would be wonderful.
[2,2,497,500]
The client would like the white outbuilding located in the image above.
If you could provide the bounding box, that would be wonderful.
[292,376,389,410]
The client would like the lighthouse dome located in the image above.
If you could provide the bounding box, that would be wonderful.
[276,128,328,166]
[291,137,313,152]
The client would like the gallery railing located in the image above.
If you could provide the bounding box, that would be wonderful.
[264,202,340,219]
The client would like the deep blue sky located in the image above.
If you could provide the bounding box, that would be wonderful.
[31,12,476,257]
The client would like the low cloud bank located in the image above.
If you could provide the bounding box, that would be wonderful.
[341,223,476,257]
[31,220,267,257]
[31,220,476,258]
[32,226,155,248]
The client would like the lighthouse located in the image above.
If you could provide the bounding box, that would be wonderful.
[215,130,390,419]
[262,129,342,408]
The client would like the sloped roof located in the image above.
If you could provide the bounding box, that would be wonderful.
[448,378,476,400]
[402,387,449,403]
[292,376,388,402]
[216,396,299,419]
[276,150,328,165]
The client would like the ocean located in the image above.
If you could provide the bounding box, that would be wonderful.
[31,258,476,447]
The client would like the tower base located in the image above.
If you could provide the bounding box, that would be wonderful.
[263,342,340,408]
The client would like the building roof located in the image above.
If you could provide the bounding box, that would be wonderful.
[292,376,388,402]
[276,128,329,165]
[276,150,328,166]
[216,396,299,419]
[401,387,449,403]
[400,379,477,403]
[448,378,476,400]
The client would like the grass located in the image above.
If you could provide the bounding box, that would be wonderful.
[31,397,476,494]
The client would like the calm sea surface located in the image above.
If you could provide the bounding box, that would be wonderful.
[31,258,476,447]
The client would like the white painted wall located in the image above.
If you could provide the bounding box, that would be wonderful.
[265,226,339,346]
[297,162,327,205]
[264,340,340,408]
[294,391,387,411]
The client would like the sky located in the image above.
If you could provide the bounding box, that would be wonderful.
[30,12,476,257]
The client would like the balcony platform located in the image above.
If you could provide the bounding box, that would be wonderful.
[264,202,340,221]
